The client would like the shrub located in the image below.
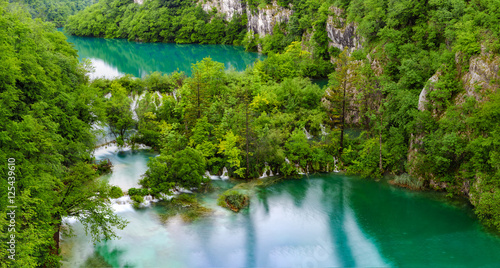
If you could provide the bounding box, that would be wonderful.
[109,186,124,199]
[217,190,249,212]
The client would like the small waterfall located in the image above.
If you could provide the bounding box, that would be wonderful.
[303,127,313,139]
[104,92,112,99]
[333,157,339,172]
[320,124,329,136]
[220,167,229,180]
[130,91,147,121]
[130,94,139,121]
[259,163,273,179]
[205,170,220,180]
[173,90,178,102]
[154,91,163,107]
[296,164,305,175]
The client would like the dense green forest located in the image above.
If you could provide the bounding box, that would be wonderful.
[2,0,500,266]
[0,2,126,267]
[10,0,94,27]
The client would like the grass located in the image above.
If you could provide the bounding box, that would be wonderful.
[390,173,424,190]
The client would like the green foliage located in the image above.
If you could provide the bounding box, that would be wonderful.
[217,190,249,212]
[140,147,207,196]
[11,0,93,27]
[109,186,124,199]
[66,0,247,44]
[128,188,150,197]
[0,4,126,266]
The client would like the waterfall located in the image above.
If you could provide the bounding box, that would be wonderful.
[154,91,163,107]
[173,90,178,102]
[104,92,112,99]
[320,124,329,136]
[130,91,147,121]
[130,94,139,121]
[303,127,313,139]
[333,157,339,172]
[259,163,273,179]
[221,167,229,180]
[205,170,221,180]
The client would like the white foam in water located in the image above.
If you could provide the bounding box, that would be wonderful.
[220,167,229,180]
[320,124,329,136]
[303,127,313,139]
[63,216,79,225]
[333,157,340,172]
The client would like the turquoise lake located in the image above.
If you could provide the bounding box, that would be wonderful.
[62,31,264,79]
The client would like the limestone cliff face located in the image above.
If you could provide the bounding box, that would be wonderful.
[409,49,500,194]
[199,0,293,36]
[246,2,293,36]
[200,0,244,20]
[417,72,441,111]
[456,49,500,104]
[326,7,363,52]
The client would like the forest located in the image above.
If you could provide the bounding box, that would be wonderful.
[2,0,500,267]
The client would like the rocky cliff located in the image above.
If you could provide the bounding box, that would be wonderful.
[326,7,363,52]
[199,1,363,53]
[246,1,293,36]
[200,0,244,20]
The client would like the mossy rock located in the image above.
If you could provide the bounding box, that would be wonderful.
[217,190,249,212]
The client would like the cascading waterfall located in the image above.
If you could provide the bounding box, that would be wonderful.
[173,90,178,102]
[303,127,313,139]
[130,91,147,121]
[333,157,339,172]
[220,167,229,180]
[205,170,221,180]
[320,124,329,136]
[260,163,274,178]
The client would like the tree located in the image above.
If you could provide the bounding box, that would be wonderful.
[105,81,135,145]
[324,49,358,155]
[141,147,207,195]
[183,58,225,130]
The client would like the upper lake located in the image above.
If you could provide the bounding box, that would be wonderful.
[62,31,264,79]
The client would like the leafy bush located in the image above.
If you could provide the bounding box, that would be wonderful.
[109,186,124,199]
[128,188,149,197]
[217,190,249,212]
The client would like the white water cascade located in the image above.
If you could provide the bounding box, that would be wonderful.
[320,124,329,136]
[303,127,313,139]
[333,157,340,172]
[220,167,229,180]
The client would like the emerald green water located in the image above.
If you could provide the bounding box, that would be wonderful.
[61,148,500,267]
[62,32,264,78]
